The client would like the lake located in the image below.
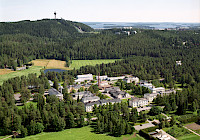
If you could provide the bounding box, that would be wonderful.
[44,69,66,73]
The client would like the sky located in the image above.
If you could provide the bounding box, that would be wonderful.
[0,0,200,23]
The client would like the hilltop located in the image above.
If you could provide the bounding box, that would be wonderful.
[0,19,94,39]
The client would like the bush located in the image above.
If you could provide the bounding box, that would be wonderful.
[178,114,199,124]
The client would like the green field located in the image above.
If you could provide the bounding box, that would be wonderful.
[177,134,200,140]
[7,126,141,140]
[70,59,121,70]
[0,66,42,85]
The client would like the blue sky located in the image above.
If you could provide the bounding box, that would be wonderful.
[0,0,199,22]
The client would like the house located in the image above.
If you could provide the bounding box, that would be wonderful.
[104,87,120,93]
[123,77,139,84]
[85,98,121,112]
[75,74,93,83]
[129,97,148,107]
[144,93,159,102]
[109,90,130,99]
[48,88,63,100]
[72,91,92,100]
[48,80,53,87]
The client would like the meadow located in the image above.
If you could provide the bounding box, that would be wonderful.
[177,134,200,140]
[7,126,142,140]
[0,66,42,85]
[69,59,121,69]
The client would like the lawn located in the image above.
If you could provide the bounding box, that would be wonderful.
[69,59,121,70]
[17,102,37,110]
[7,126,142,140]
[177,133,200,140]
[0,66,42,85]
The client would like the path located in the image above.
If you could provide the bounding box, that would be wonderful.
[0,135,13,140]
[183,126,200,137]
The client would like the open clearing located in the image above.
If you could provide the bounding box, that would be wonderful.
[32,59,121,70]
[0,69,15,75]
[70,59,121,69]
[177,133,200,140]
[31,59,70,70]
[6,126,141,140]
[185,123,200,131]
[0,66,42,85]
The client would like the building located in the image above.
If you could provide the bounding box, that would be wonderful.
[144,93,159,102]
[150,87,165,94]
[67,84,82,93]
[96,75,108,81]
[123,77,139,84]
[109,90,130,99]
[48,80,53,87]
[75,74,93,83]
[85,98,121,112]
[98,81,112,90]
[176,60,182,66]
[48,88,63,100]
[72,91,92,100]
[129,97,148,107]
[107,76,125,81]
[104,87,120,93]
[81,95,100,103]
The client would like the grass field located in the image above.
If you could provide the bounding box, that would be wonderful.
[7,126,141,140]
[0,66,42,85]
[69,59,121,69]
[177,133,200,140]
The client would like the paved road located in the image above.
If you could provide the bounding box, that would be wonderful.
[183,126,200,137]
[134,122,155,130]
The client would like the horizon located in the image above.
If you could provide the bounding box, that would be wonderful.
[0,0,200,23]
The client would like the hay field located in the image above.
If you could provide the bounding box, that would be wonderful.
[31,59,69,70]
[0,69,15,75]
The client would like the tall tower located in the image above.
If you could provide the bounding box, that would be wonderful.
[54,11,57,19]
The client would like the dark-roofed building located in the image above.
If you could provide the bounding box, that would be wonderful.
[104,87,120,93]
[48,88,63,100]
[109,90,130,99]
[85,98,121,112]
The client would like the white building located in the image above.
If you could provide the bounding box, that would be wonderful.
[81,95,100,103]
[48,80,53,87]
[72,91,92,100]
[85,99,121,112]
[107,76,125,81]
[144,93,159,102]
[129,97,148,107]
[123,77,139,84]
[150,87,165,94]
[75,74,93,83]
[96,75,108,81]
[176,60,182,66]
[48,88,63,100]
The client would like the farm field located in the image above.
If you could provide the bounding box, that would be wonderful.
[31,59,70,70]
[32,59,121,70]
[0,66,42,85]
[7,126,141,140]
[70,59,121,69]
[0,69,15,75]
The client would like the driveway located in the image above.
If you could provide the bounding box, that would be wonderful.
[134,123,155,130]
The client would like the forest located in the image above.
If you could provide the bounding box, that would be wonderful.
[0,19,200,138]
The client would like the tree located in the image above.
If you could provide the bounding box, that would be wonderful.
[35,122,44,134]
[20,88,31,103]
[192,101,197,112]
[159,121,165,129]
[163,103,172,114]
[53,79,59,90]
[149,106,162,115]
[170,115,176,127]
[28,120,36,135]
[66,112,75,128]
[3,117,11,134]
[21,125,28,138]
[13,115,22,131]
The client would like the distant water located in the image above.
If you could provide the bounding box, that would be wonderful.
[44,69,66,73]
[83,22,200,29]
